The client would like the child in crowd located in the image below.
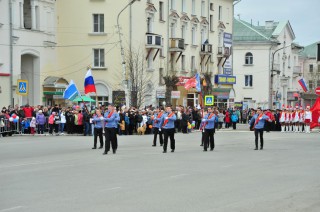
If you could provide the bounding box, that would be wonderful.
[30,117,36,135]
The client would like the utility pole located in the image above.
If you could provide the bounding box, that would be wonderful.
[117,0,139,107]
[9,0,13,106]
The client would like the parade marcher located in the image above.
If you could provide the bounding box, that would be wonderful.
[293,106,300,133]
[279,107,286,132]
[162,105,177,153]
[202,107,216,151]
[289,107,295,133]
[299,106,305,133]
[113,108,120,145]
[152,107,164,147]
[92,110,104,149]
[103,104,118,155]
[60,108,66,135]
[304,106,312,133]
[285,107,291,132]
[249,107,272,150]
[274,109,281,131]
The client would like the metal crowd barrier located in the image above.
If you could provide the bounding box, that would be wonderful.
[0,118,21,137]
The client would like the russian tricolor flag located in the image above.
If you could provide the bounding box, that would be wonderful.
[84,69,96,94]
[298,78,308,92]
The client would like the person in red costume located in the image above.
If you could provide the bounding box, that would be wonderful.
[23,104,34,118]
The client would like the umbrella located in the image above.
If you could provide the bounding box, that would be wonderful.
[73,96,96,102]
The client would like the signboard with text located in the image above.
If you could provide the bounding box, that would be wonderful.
[171,91,181,99]
[215,75,236,85]
[223,33,233,75]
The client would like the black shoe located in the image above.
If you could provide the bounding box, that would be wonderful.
[200,144,203,146]
[210,149,213,151]
[92,147,97,149]
[160,144,163,146]
[152,145,156,147]
[163,150,167,153]
[254,148,258,150]
[203,149,207,152]
[113,150,116,154]
[260,147,263,150]
[98,146,103,149]
[103,151,108,155]
[171,150,174,153]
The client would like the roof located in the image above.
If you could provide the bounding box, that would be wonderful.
[233,18,294,43]
[299,42,319,58]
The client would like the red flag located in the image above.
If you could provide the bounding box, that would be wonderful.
[184,77,197,90]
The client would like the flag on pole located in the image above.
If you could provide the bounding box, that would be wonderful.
[84,69,96,94]
[184,77,197,90]
[63,80,81,101]
[298,78,308,92]
[195,73,201,92]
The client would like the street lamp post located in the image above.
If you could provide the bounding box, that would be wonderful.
[117,0,139,107]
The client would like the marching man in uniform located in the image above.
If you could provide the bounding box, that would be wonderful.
[280,106,287,133]
[162,106,177,153]
[152,107,164,147]
[201,107,216,152]
[304,106,312,133]
[103,104,118,155]
[249,107,272,150]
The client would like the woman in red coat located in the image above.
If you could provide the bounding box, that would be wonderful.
[77,110,84,134]
[225,110,231,128]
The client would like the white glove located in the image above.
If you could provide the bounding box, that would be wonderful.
[165,117,168,120]
[202,119,206,122]
[159,129,161,132]
[100,117,104,120]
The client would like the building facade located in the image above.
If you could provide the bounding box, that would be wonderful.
[233,18,303,110]
[299,42,320,106]
[0,0,56,107]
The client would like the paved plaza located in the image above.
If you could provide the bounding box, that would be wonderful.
[0,129,320,212]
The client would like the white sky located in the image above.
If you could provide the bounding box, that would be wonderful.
[234,0,320,46]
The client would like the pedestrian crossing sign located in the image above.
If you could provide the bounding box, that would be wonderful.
[17,80,28,96]
[204,95,214,106]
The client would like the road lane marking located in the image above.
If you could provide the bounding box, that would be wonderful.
[169,174,189,178]
[100,187,121,192]
[0,159,78,169]
[0,206,25,212]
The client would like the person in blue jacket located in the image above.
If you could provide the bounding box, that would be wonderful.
[152,107,164,147]
[103,104,118,155]
[201,107,217,151]
[92,109,104,149]
[249,107,272,150]
[231,111,239,130]
[161,105,177,153]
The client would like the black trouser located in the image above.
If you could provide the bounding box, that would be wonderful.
[105,127,117,152]
[182,124,188,133]
[232,122,237,130]
[254,129,264,148]
[94,128,103,148]
[37,124,44,134]
[163,128,175,151]
[153,127,163,146]
[204,128,214,150]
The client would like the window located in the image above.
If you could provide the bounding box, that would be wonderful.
[191,26,196,45]
[201,1,205,17]
[181,25,186,40]
[192,0,195,15]
[182,0,186,13]
[245,52,253,65]
[210,3,214,11]
[171,0,175,10]
[191,56,195,72]
[23,0,32,29]
[159,68,165,85]
[309,64,313,72]
[317,80,320,87]
[288,55,291,68]
[201,29,206,44]
[159,2,164,21]
[97,96,109,106]
[245,75,253,87]
[147,54,153,69]
[93,14,104,33]
[210,15,214,31]
[93,49,105,67]
[309,80,314,90]
[35,6,40,30]
[181,55,186,71]
[170,23,176,38]
[147,17,153,33]
[218,6,222,21]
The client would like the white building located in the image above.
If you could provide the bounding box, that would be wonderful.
[299,42,320,106]
[0,0,56,107]
[233,18,303,109]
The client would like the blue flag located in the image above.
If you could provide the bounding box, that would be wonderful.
[63,80,81,101]
[195,73,201,92]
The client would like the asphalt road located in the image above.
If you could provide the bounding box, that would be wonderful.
[0,130,320,212]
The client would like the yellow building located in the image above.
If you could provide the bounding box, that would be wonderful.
[43,0,235,107]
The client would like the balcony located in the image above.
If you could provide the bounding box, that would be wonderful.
[217,47,230,57]
[169,38,185,52]
[200,44,213,55]
[146,33,163,49]
[272,63,280,72]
